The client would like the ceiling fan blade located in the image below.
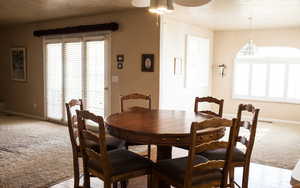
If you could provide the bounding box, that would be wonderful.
[131,0,150,7]
[174,0,212,7]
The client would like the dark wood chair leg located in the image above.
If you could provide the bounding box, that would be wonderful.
[83,167,90,188]
[151,172,159,188]
[104,181,111,188]
[113,182,118,188]
[242,164,250,188]
[73,155,80,188]
[147,174,152,188]
[121,180,127,188]
[147,145,151,159]
[229,166,235,188]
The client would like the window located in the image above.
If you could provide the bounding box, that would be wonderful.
[233,46,300,103]
[45,35,109,122]
[46,43,63,120]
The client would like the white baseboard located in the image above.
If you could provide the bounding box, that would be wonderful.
[224,113,300,125]
[1,110,45,121]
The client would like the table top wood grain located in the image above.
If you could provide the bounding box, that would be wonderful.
[106,110,216,134]
[105,109,229,146]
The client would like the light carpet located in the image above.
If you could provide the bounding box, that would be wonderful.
[0,115,73,188]
[250,122,300,169]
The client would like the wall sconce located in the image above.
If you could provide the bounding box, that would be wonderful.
[218,64,226,78]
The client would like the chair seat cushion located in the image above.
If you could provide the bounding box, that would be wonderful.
[125,142,146,147]
[85,135,124,152]
[106,135,124,150]
[200,147,245,163]
[155,155,223,186]
[87,149,153,176]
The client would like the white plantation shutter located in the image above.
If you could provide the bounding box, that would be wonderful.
[251,64,267,97]
[46,43,63,120]
[268,64,286,98]
[233,46,300,103]
[234,63,250,96]
[287,64,300,99]
[85,40,105,116]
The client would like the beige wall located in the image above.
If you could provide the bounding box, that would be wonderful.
[213,28,300,122]
[160,17,214,110]
[0,9,160,117]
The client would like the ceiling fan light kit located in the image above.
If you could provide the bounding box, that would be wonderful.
[149,0,174,14]
[131,0,212,15]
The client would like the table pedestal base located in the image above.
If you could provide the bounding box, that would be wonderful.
[157,145,172,188]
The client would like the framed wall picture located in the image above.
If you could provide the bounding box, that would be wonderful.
[141,54,154,72]
[11,48,26,81]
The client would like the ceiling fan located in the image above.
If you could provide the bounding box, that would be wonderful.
[132,0,212,14]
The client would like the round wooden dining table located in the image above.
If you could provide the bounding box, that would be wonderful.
[105,109,228,188]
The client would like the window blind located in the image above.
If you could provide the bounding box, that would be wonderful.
[64,42,83,104]
[85,41,105,116]
[46,43,63,120]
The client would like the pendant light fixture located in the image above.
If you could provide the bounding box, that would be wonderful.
[244,17,257,56]
[149,0,174,14]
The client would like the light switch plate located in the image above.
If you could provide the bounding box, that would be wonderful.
[112,76,119,83]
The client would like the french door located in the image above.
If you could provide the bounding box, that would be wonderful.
[44,35,110,122]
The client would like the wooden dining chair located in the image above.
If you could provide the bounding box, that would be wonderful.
[152,118,238,188]
[65,99,123,188]
[200,104,260,188]
[177,96,225,151]
[194,96,224,117]
[76,110,153,188]
[120,93,151,112]
[120,93,152,158]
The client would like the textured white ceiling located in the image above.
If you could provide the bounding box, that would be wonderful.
[1,0,300,30]
[167,0,300,30]
[0,0,133,26]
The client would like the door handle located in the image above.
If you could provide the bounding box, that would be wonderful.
[104,87,109,90]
